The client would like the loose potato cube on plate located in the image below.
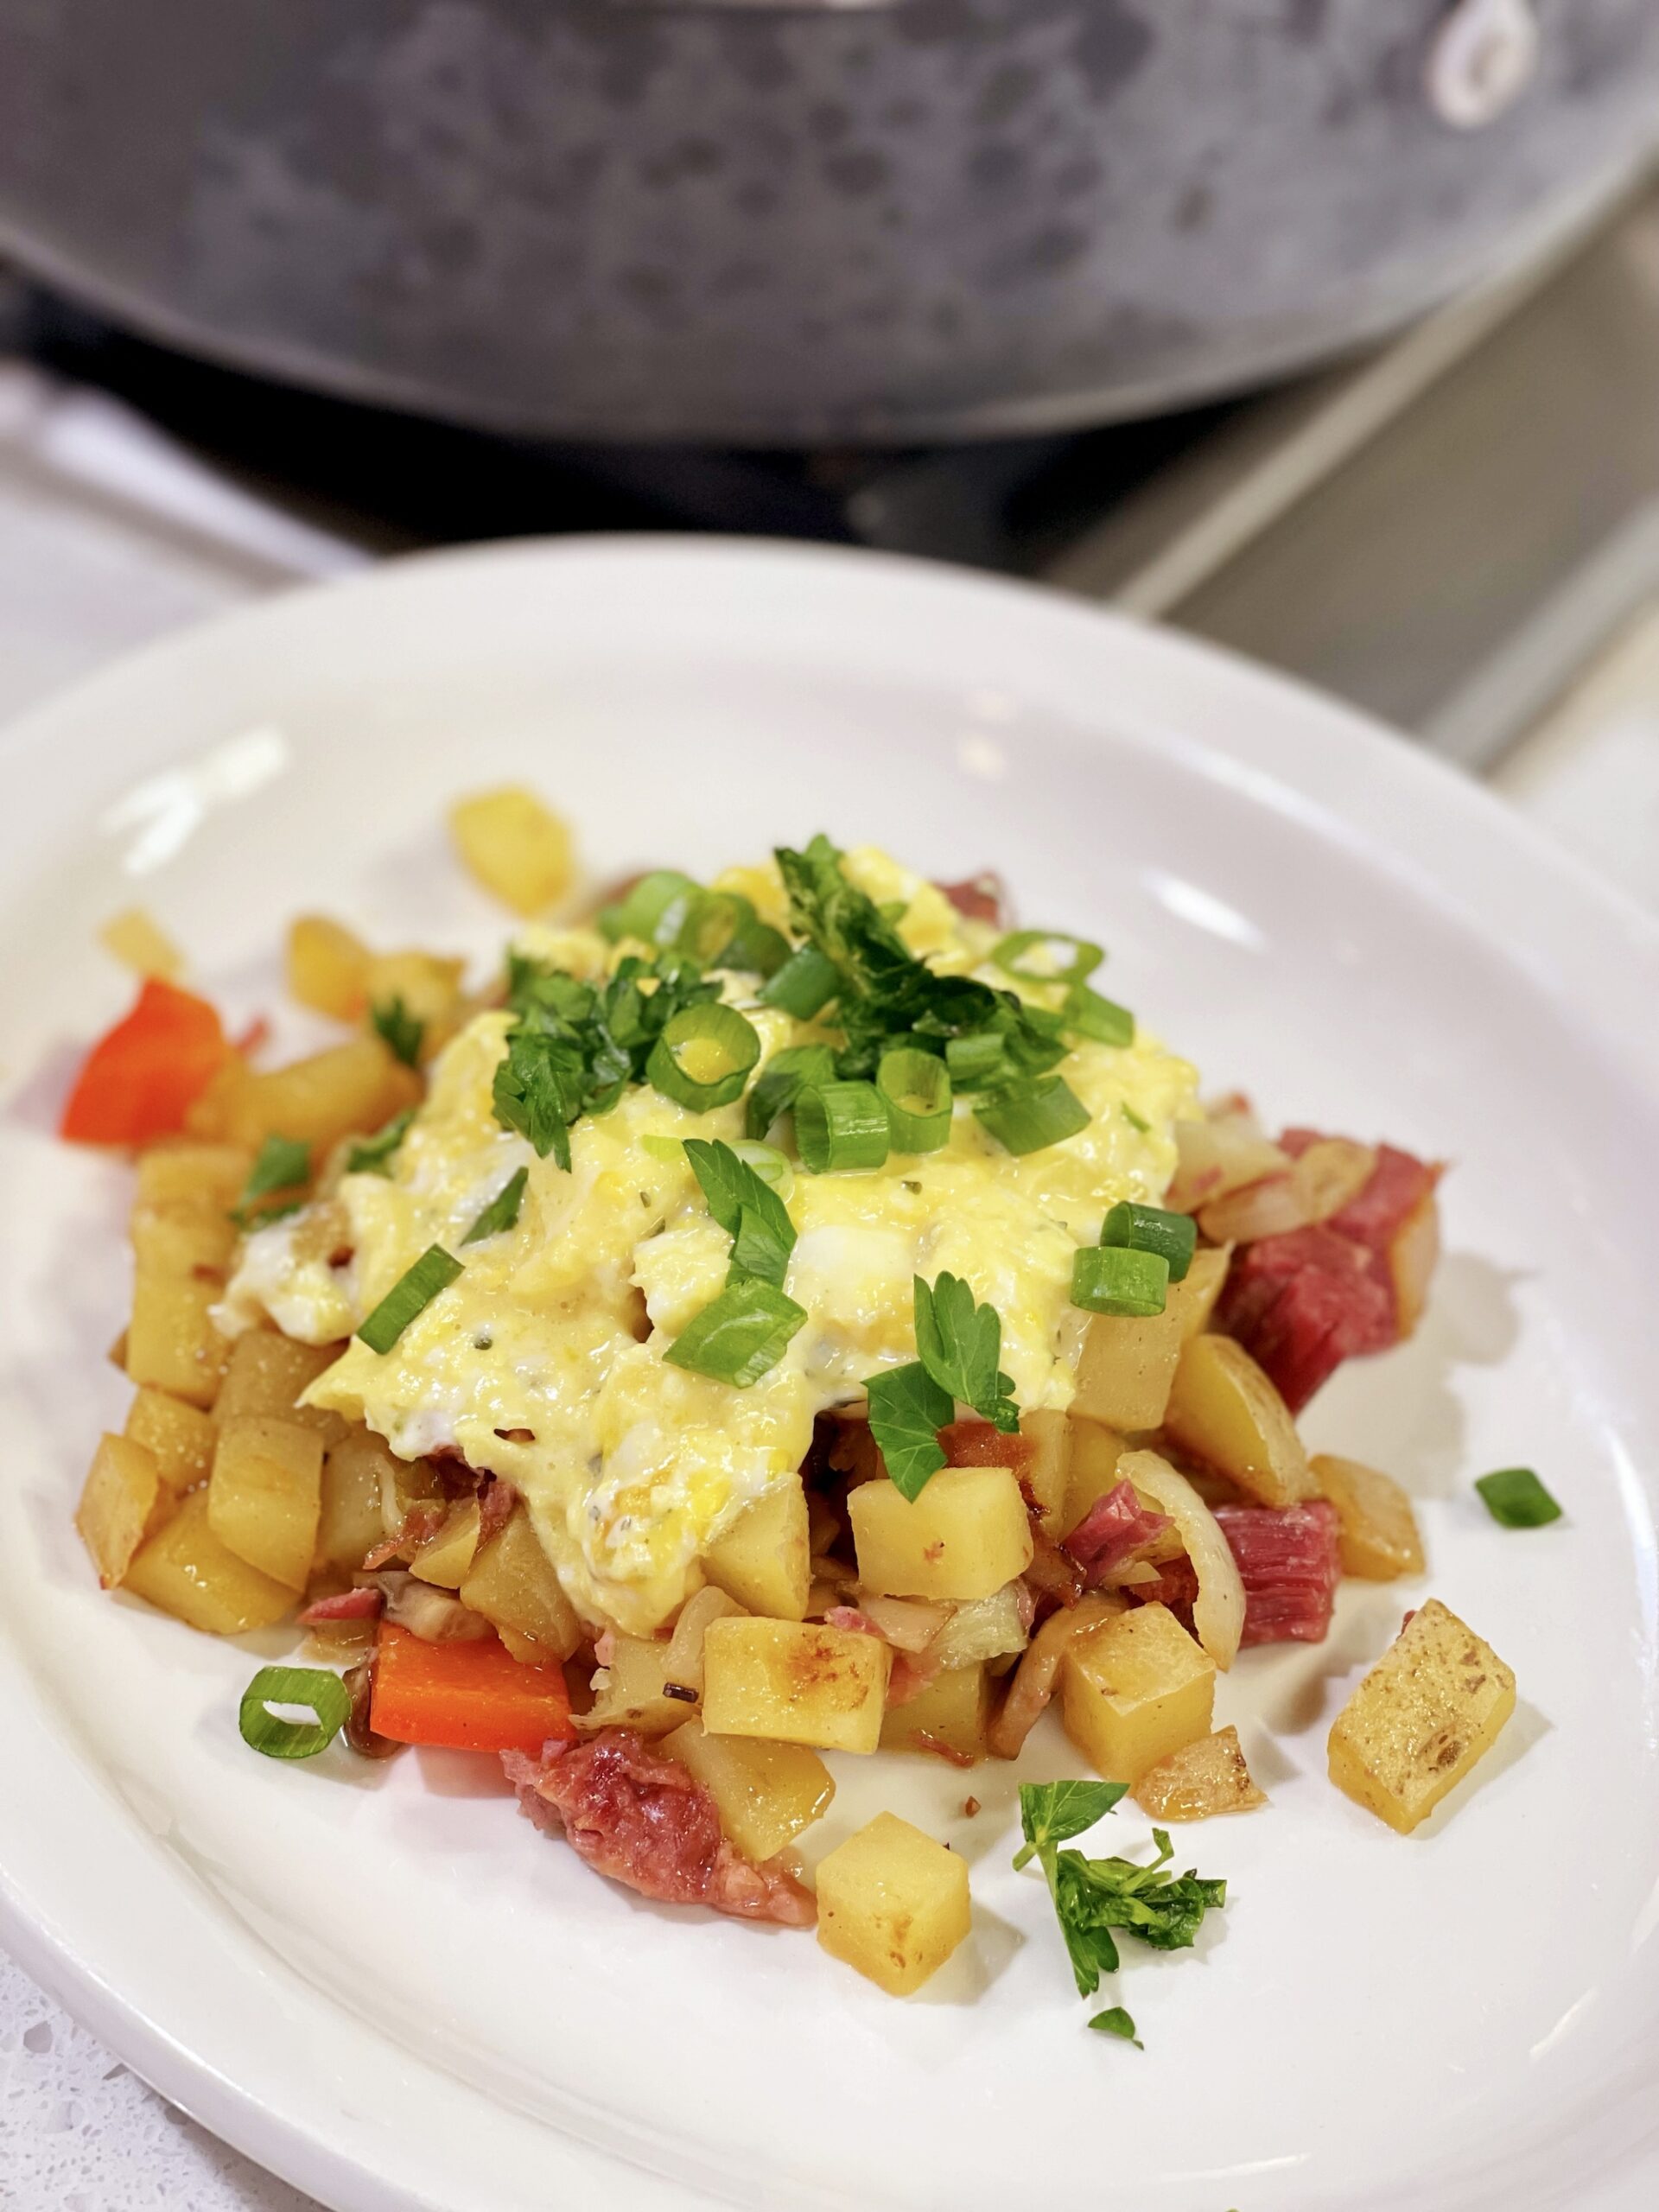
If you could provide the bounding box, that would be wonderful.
[663,1719,834,1862]
[129,1198,238,1278]
[77,1433,163,1588]
[207,1415,325,1590]
[817,1813,971,1996]
[702,1618,890,1754]
[126,1268,232,1408]
[134,1141,251,1211]
[582,1634,703,1738]
[461,1503,582,1662]
[216,1331,346,1442]
[124,1490,293,1635]
[219,1037,421,1154]
[702,1478,810,1620]
[124,1387,216,1494]
[1328,1598,1515,1834]
[314,1430,394,1579]
[99,906,182,981]
[880,1662,991,1764]
[450,786,575,915]
[1313,1453,1425,1580]
[1062,1603,1217,1783]
[1133,1725,1266,1821]
[410,1497,482,1589]
[849,1465,1033,1602]
[286,914,371,1020]
[1161,1333,1314,1508]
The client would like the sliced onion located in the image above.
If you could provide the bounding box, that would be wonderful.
[986,1592,1122,1760]
[362,1571,491,1643]
[1167,1115,1291,1215]
[1198,1137,1376,1245]
[853,1593,952,1653]
[1116,1449,1245,1671]
[664,1585,746,1689]
[925,1586,1027,1669]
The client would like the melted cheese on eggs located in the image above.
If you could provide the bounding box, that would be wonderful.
[224,847,1198,1635]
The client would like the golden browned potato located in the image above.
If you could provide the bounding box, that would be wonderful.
[129,1198,238,1277]
[99,906,183,981]
[1132,1725,1266,1820]
[1160,1333,1314,1508]
[408,1497,482,1588]
[215,1038,421,1154]
[1061,1603,1217,1783]
[702,1618,890,1753]
[816,1813,971,1996]
[879,1662,991,1764]
[702,1478,810,1620]
[581,1634,702,1738]
[450,786,575,915]
[124,1387,215,1495]
[662,1719,834,1862]
[459,1502,582,1661]
[76,1433,163,1588]
[285,914,371,1020]
[215,1332,347,1442]
[1062,1418,1126,1539]
[1313,1453,1425,1580]
[849,1466,1033,1602]
[1328,1598,1515,1834]
[124,1490,293,1635]
[314,1429,391,1580]
[126,1269,232,1408]
[1021,1408,1070,1536]
[1066,1249,1231,1435]
[207,1415,325,1590]
[133,1141,251,1211]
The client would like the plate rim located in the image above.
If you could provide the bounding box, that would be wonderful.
[3,531,1657,2212]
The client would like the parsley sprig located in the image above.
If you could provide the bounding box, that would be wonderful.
[1014,1781,1229,2044]
[230,1133,310,1229]
[865,1271,1020,1499]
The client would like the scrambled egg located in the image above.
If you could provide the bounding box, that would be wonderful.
[222,848,1198,1635]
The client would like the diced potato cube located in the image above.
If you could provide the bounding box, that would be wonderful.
[1062,1603,1217,1783]
[77,1433,162,1587]
[410,1497,482,1588]
[207,1415,324,1590]
[286,914,371,1021]
[135,1141,251,1211]
[1021,1408,1070,1536]
[460,1503,582,1662]
[215,1331,346,1442]
[702,1478,810,1621]
[450,786,575,915]
[1069,1246,1232,1433]
[880,1662,991,1764]
[702,1618,890,1753]
[849,1466,1033,1602]
[126,1268,232,1408]
[99,906,183,980]
[315,1430,393,1579]
[663,1719,834,1862]
[219,1038,422,1153]
[129,1198,238,1278]
[1160,1333,1313,1508]
[1312,1453,1425,1580]
[124,1488,293,1634]
[124,1387,216,1494]
[582,1634,701,1738]
[1327,1598,1515,1834]
[1062,1418,1126,1538]
[1133,1725,1266,1820]
[817,1813,971,1996]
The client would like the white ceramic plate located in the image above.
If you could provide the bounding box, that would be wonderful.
[3,539,1657,2212]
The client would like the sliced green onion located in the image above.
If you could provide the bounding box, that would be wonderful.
[759,945,841,1020]
[646,1002,761,1111]
[796,1081,891,1173]
[745,1044,838,1141]
[946,1030,1012,1091]
[878,1046,953,1154]
[1121,1103,1151,1135]
[674,888,752,966]
[463,1166,528,1244]
[345,1109,413,1178]
[1062,984,1135,1049]
[238,1666,352,1759]
[721,915,791,978]
[664,1277,807,1386]
[976,1076,1090,1156]
[1101,1198,1196,1282]
[357,1244,463,1353]
[371,995,424,1068]
[606,868,702,947]
[1072,1243,1169,1316]
[640,1134,686,1164]
[993,928,1104,988]
[729,1140,794,1199]
[1475,1467,1562,1529]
